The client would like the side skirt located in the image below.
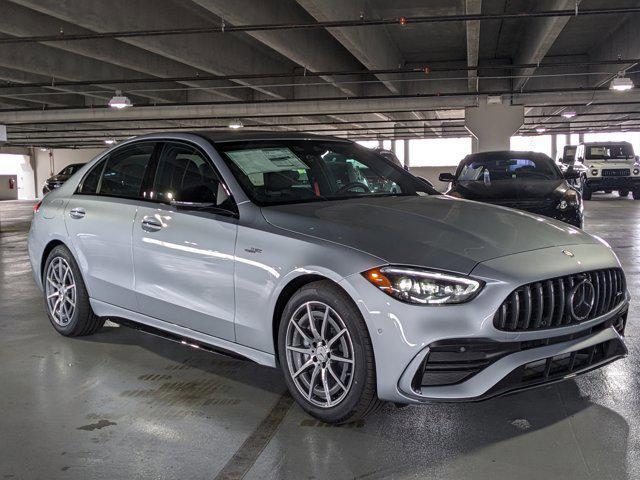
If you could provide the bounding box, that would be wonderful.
[90,299,276,367]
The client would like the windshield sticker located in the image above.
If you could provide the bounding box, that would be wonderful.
[226,148,308,176]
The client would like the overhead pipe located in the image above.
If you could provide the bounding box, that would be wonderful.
[2,58,638,90]
[1,7,640,44]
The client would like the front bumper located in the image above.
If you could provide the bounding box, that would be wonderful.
[340,243,628,404]
[586,176,640,190]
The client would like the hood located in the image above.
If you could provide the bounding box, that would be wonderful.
[452,179,564,200]
[261,195,597,275]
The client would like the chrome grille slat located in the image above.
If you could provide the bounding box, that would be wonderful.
[493,268,625,332]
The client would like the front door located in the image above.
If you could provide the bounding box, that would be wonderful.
[132,141,238,341]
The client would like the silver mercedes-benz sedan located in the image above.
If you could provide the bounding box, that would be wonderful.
[28,132,629,424]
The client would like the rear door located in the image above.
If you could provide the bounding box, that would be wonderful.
[132,141,238,341]
[65,142,157,311]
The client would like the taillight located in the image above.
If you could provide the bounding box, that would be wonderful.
[33,200,43,213]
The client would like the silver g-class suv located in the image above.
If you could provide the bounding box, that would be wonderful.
[28,132,629,423]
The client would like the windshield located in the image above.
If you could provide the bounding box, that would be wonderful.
[58,164,83,176]
[585,145,633,160]
[456,154,561,182]
[217,140,434,205]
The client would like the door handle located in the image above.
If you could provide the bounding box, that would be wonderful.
[69,207,86,219]
[141,216,163,232]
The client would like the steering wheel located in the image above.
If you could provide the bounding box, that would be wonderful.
[336,182,371,194]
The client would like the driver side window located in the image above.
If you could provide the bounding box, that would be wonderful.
[150,143,232,208]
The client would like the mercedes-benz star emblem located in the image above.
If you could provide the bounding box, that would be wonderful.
[568,279,595,322]
[562,249,575,257]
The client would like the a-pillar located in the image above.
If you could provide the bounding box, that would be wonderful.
[465,97,524,152]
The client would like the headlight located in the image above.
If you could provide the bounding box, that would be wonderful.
[634,168,639,175]
[558,189,579,210]
[362,266,484,305]
[591,169,598,176]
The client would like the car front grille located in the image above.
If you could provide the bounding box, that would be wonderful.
[601,168,630,177]
[493,268,625,332]
[485,198,554,211]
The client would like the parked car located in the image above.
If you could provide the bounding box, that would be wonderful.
[42,163,86,195]
[29,133,629,424]
[575,141,640,200]
[439,151,584,228]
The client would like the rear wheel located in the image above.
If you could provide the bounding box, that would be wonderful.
[582,187,592,200]
[278,280,383,424]
[618,190,630,197]
[43,245,104,337]
[634,189,640,200]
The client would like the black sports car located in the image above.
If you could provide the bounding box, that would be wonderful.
[439,151,583,228]
[42,163,85,195]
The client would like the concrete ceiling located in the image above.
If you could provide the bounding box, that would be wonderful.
[0,0,640,147]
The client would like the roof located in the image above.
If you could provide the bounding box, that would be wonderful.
[194,131,353,144]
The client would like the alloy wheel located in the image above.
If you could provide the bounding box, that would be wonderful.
[285,301,355,408]
[45,257,77,327]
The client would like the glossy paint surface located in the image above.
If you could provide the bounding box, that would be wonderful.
[27,133,627,405]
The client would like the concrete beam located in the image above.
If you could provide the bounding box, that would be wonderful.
[513,0,576,91]
[465,0,482,92]
[0,0,245,102]
[9,0,298,100]
[295,0,404,94]
[0,96,477,125]
[189,0,365,97]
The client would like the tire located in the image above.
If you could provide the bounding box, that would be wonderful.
[582,187,592,200]
[618,190,630,197]
[43,245,104,337]
[277,280,383,424]
[634,189,640,200]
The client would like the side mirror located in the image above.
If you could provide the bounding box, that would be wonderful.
[577,157,584,163]
[564,169,580,180]
[438,172,455,182]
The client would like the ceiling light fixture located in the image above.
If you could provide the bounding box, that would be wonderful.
[536,127,546,133]
[562,111,577,119]
[228,119,244,129]
[610,72,634,92]
[108,90,133,109]
[104,139,116,145]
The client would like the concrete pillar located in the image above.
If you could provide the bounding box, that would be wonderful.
[391,139,397,154]
[578,133,584,143]
[465,97,524,152]
[404,139,410,170]
[551,134,557,160]
[377,139,383,148]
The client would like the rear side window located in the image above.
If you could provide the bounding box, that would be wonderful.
[77,159,105,194]
[150,142,232,208]
[99,143,155,198]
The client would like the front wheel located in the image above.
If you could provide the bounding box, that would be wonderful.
[618,190,630,197]
[43,245,104,336]
[278,281,383,424]
[634,189,640,200]
[582,187,592,200]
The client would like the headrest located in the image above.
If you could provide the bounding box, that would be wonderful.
[264,170,298,191]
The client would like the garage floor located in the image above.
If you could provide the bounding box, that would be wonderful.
[1,198,639,480]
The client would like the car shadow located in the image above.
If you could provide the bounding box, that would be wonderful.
[79,322,631,479]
